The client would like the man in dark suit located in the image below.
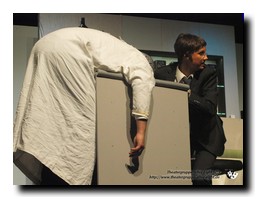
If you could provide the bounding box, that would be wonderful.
[154,33,226,185]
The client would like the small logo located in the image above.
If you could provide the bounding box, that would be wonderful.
[226,170,238,179]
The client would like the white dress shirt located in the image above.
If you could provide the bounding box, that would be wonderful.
[175,66,194,83]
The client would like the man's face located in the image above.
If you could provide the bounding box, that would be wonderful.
[190,46,208,72]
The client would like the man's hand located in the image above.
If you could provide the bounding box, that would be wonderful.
[129,119,147,157]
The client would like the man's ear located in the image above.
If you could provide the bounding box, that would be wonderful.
[184,51,190,59]
[184,54,190,60]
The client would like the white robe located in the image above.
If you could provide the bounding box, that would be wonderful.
[13,28,155,185]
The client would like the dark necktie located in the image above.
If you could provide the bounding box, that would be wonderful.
[180,76,192,85]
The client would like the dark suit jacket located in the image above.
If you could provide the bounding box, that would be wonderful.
[154,63,226,156]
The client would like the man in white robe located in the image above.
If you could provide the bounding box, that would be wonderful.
[13,27,155,185]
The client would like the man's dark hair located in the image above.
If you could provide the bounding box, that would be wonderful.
[174,33,207,63]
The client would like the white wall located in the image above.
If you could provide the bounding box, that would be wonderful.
[39,13,122,38]
[236,43,243,114]
[39,13,241,118]
[13,25,38,185]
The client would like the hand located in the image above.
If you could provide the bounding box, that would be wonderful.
[187,89,191,97]
[129,133,145,157]
[129,119,147,157]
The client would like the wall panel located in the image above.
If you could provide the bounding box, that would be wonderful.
[96,74,192,185]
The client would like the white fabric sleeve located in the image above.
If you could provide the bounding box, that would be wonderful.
[90,34,155,119]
